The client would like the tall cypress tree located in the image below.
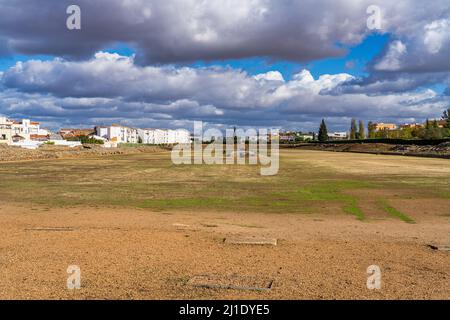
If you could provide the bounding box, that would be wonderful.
[318,119,328,142]
[367,121,376,139]
[444,109,450,137]
[350,119,357,140]
[443,108,450,129]
[358,120,365,140]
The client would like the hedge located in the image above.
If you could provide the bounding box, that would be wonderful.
[312,138,450,146]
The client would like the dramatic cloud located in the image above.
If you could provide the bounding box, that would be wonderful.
[0,0,362,62]
[0,53,448,131]
[374,19,450,73]
[0,0,450,130]
[1,52,353,111]
[1,0,447,64]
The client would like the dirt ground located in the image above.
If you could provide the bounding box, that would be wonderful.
[0,150,449,300]
[0,205,449,300]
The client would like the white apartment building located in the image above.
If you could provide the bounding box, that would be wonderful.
[154,129,168,144]
[97,125,191,145]
[96,124,139,143]
[138,129,157,144]
[138,128,191,144]
[174,129,191,144]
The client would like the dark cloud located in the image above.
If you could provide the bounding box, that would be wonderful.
[0,0,448,65]
[0,0,377,63]
[328,72,450,95]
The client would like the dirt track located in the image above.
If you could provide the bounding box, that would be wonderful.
[0,204,449,300]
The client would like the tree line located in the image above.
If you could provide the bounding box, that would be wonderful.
[318,108,450,142]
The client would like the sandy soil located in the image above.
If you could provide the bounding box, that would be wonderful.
[0,203,449,300]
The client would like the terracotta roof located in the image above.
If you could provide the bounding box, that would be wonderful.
[30,134,48,138]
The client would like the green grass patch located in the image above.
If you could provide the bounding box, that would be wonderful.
[138,197,228,210]
[378,200,415,224]
[290,180,373,220]
[343,199,365,221]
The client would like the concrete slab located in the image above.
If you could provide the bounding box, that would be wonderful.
[224,237,278,246]
[172,223,198,232]
[428,244,450,252]
[188,274,273,291]
[25,227,75,232]
[173,223,191,228]
[201,223,218,228]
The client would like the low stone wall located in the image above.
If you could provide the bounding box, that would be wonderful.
[283,142,450,159]
[0,144,168,162]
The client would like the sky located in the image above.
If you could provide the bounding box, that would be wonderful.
[0,0,450,132]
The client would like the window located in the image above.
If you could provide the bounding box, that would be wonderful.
[1,134,6,140]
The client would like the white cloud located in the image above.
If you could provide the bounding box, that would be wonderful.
[1,52,448,131]
[254,71,285,82]
[373,17,450,73]
[424,19,450,54]
[374,40,407,71]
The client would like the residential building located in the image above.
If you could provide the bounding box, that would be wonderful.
[297,133,314,141]
[375,123,397,131]
[138,129,156,144]
[1,117,49,144]
[11,119,49,141]
[0,117,12,144]
[437,120,447,128]
[174,129,191,144]
[143,128,191,144]
[154,129,168,144]
[328,132,348,140]
[60,128,95,139]
[95,124,139,143]
[279,134,296,143]
[400,123,423,129]
[97,125,190,145]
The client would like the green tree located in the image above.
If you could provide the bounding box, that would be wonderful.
[400,127,413,139]
[357,120,365,139]
[350,119,357,140]
[318,119,328,142]
[443,109,450,124]
[367,121,376,139]
[421,118,447,140]
[442,108,450,136]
